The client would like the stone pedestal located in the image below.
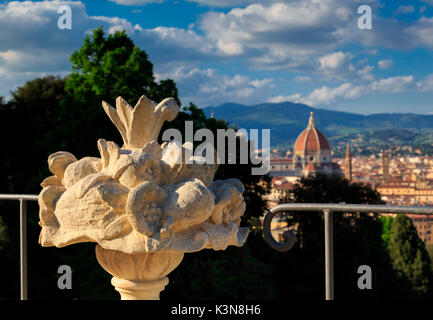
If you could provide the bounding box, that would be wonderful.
[111,277,169,300]
[95,244,183,300]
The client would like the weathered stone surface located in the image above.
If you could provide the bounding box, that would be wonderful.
[38,94,249,299]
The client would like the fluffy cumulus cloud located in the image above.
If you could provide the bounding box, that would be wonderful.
[2,0,433,110]
[198,1,358,70]
[0,0,213,98]
[417,74,433,92]
[267,93,302,103]
[280,75,417,107]
[294,76,312,83]
[155,66,274,106]
[299,82,364,106]
[377,59,393,70]
[368,75,415,93]
[0,1,148,73]
[406,17,433,49]
[108,0,163,5]
[186,0,258,7]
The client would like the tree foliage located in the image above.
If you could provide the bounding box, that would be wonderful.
[275,174,411,299]
[0,28,272,299]
[66,27,177,106]
[389,214,433,298]
[380,215,393,248]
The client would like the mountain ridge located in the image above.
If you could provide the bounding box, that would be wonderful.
[202,101,433,148]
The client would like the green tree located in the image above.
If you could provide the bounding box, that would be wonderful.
[0,76,66,194]
[55,27,180,159]
[426,244,433,269]
[66,26,179,106]
[273,174,409,299]
[0,28,273,299]
[380,215,393,248]
[389,214,433,298]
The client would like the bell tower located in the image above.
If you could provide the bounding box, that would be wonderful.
[344,144,352,181]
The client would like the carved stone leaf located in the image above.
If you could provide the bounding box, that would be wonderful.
[102,101,128,145]
[129,95,157,148]
[116,96,134,135]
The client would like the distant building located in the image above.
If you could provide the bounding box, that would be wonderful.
[345,144,352,181]
[376,181,433,205]
[408,215,433,244]
[270,112,342,178]
[382,152,391,182]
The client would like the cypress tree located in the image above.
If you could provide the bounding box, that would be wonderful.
[389,214,433,298]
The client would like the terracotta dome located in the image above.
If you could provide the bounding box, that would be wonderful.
[294,112,330,153]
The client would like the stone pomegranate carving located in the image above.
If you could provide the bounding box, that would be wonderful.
[38,95,249,299]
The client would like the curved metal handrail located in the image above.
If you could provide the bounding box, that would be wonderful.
[262,209,297,252]
[263,202,433,300]
[263,202,433,252]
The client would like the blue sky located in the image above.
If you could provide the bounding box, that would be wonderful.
[1,0,433,114]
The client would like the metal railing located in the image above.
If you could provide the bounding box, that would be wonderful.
[0,194,38,300]
[2,194,433,301]
[263,203,433,301]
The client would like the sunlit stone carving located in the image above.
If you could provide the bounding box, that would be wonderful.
[38,95,249,299]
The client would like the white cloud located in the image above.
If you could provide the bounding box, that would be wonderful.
[199,1,356,70]
[394,5,415,15]
[300,83,364,106]
[294,75,417,107]
[155,66,274,106]
[108,0,163,5]
[316,51,374,82]
[368,75,415,93]
[0,1,212,97]
[416,74,433,92]
[319,52,352,71]
[377,59,393,70]
[187,0,258,7]
[406,17,433,48]
[267,93,302,103]
[1,0,433,110]
[294,76,312,83]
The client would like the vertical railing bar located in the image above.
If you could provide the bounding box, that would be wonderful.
[20,199,28,300]
[324,209,334,300]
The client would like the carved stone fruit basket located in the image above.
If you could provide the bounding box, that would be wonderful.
[38,95,249,299]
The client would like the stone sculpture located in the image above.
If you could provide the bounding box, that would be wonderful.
[38,95,249,299]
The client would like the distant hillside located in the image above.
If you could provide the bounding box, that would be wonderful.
[203,102,433,149]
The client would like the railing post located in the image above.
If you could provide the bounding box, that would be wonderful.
[20,199,28,300]
[324,209,334,300]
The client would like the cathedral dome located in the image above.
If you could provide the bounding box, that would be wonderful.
[294,112,330,153]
